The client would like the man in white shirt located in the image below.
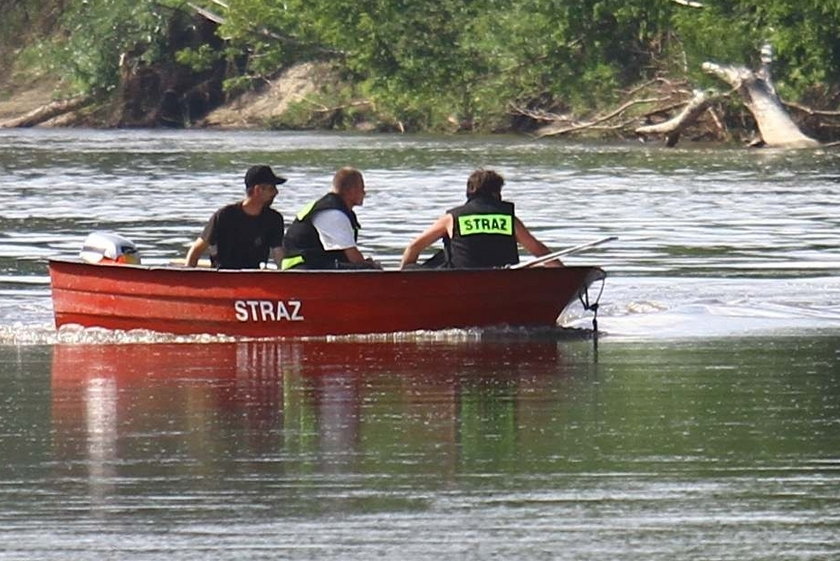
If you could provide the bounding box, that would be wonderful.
[282,167,380,270]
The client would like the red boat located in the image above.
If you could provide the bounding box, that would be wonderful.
[48,259,606,338]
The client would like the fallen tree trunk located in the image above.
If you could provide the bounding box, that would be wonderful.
[635,89,712,146]
[701,44,819,148]
[0,95,93,128]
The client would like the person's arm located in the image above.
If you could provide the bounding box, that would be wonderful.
[185,237,209,267]
[312,210,380,266]
[400,214,452,268]
[342,246,369,264]
[514,217,563,267]
[186,211,220,267]
[271,246,285,266]
[267,212,286,268]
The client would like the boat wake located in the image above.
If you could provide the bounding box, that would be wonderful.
[0,322,597,347]
[598,276,840,339]
[4,276,840,345]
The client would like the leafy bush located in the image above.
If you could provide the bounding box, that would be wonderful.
[36,0,178,96]
[9,0,840,130]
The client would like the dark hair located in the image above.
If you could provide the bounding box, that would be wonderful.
[466,169,504,200]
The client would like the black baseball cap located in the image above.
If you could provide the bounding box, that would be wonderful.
[245,165,287,188]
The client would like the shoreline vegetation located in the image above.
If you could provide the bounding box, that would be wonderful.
[3,1,840,148]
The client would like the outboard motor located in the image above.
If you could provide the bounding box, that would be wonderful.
[79,231,141,265]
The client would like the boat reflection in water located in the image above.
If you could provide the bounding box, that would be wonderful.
[50,336,593,505]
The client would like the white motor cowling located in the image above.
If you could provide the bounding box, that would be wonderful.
[79,231,141,265]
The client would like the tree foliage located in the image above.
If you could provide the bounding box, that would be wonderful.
[1,0,65,80]
[192,0,685,128]
[8,0,840,130]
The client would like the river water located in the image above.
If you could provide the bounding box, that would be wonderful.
[1,128,839,559]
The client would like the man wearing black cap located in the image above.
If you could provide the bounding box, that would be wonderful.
[185,165,287,269]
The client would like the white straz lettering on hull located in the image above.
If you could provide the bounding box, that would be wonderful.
[234,300,304,322]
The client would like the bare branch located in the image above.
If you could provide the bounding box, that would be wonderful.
[508,105,571,123]
[185,2,344,56]
[634,90,715,146]
[783,100,840,117]
[636,90,712,135]
[305,99,373,114]
[187,2,224,25]
[672,0,704,7]
[524,97,668,138]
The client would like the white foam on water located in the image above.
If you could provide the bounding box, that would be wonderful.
[592,276,840,340]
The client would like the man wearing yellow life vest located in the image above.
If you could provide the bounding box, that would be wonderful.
[282,167,380,270]
[400,169,562,269]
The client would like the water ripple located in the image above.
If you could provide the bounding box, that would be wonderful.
[2,129,840,339]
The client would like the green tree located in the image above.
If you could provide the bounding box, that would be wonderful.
[45,0,177,95]
[11,0,840,131]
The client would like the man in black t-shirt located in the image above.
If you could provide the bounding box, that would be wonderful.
[185,165,287,269]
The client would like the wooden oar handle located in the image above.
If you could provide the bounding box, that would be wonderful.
[511,236,618,269]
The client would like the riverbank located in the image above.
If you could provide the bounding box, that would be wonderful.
[0,62,827,147]
[1,61,394,132]
[0,77,60,123]
[6,1,840,147]
[0,69,687,138]
[0,69,279,130]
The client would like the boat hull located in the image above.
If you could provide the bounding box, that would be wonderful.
[48,259,606,337]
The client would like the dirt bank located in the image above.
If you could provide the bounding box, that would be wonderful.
[0,77,61,123]
[202,62,342,129]
[0,62,344,130]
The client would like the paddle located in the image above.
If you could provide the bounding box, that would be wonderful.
[509,236,618,269]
